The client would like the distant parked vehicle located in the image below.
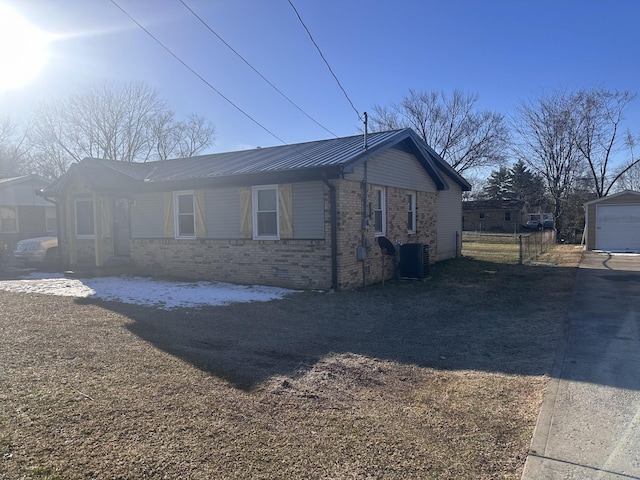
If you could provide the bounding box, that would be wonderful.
[13,236,59,266]
[525,219,543,230]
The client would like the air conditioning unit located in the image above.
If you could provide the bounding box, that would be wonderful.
[399,243,429,279]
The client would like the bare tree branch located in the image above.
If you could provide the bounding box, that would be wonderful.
[26,81,216,176]
[370,90,509,174]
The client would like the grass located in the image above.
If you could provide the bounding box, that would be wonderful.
[0,245,582,479]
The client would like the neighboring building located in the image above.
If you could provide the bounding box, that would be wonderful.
[0,175,56,251]
[462,199,529,233]
[584,190,640,252]
[41,129,471,290]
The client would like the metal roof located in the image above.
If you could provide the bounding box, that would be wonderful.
[43,129,471,195]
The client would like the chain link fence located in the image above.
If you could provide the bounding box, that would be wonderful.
[462,230,556,264]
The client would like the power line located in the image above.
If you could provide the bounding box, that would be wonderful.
[178,0,338,138]
[287,0,362,122]
[108,0,287,145]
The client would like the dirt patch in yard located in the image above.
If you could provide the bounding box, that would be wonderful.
[0,245,581,479]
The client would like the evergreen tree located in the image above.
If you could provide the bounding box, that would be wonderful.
[483,166,512,200]
[509,160,545,204]
[483,161,545,203]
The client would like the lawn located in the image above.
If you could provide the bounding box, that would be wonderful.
[0,246,582,479]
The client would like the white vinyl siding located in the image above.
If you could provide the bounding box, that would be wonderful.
[131,193,165,238]
[206,188,240,238]
[345,148,438,192]
[436,182,463,260]
[292,182,324,239]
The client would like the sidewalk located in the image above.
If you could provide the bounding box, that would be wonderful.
[521,252,640,479]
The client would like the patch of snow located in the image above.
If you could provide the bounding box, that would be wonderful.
[0,273,298,309]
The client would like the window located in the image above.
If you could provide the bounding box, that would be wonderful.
[45,207,57,233]
[0,206,18,233]
[504,212,511,222]
[479,212,485,219]
[407,192,416,233]
[252,186,279,239]
[373,187,385,236]
[75,198,94,238]
[174,192,195,238]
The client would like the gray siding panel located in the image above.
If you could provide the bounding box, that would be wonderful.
[206,188,240,238]
[292,182,325,239]
[436,183,463,260]
[131,192,164,238]
[345,148,437,192]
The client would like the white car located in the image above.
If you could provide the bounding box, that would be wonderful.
[13,236,59,265]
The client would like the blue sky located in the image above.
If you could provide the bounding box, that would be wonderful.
[2,0,640,158]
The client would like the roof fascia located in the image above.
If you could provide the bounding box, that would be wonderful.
[407,130,472,191]
[584,189,640,206]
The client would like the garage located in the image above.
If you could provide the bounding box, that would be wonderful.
[585,191,640,252]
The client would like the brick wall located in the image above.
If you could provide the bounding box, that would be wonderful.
[334,179,437,290]
[129,238,332,290]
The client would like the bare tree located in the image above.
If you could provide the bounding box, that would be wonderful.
[513,90,584,237]
[27,81,215,176]
[370,89,509,174]
[573,89,637,197]
[0,116,32,176]
[616,129,640,191]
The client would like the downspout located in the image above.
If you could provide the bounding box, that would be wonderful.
[361,112,369,288]
[322,176,338,291]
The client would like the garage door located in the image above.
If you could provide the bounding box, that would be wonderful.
[596,204,640,251]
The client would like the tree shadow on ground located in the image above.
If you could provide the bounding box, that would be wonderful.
[79,256,640,392]
[73,258,552,390]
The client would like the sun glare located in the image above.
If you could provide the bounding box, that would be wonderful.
[0,3,52,91]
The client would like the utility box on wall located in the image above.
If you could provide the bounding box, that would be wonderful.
[399,243,429,279]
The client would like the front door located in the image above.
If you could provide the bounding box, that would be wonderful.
[113,198,131,257]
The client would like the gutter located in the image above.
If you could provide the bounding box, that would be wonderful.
[322,176,338,291]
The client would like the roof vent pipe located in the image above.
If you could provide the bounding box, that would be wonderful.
[363,111,368,149]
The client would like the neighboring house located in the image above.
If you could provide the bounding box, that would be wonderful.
[462,199,529,233]
[584,190,640,252]
[41,129,470,290]
[0,175,56,251]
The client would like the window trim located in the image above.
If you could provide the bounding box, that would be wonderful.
[75,198,95,239]
[373,187,386,237]
[173,191,196,239]
[407,192,417,234]
[252,185,279,240]
[0,206,18,233]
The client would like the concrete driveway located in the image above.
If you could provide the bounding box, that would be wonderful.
[522,252,640,479]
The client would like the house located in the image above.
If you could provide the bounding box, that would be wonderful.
[462,199,529,233]
[41,128,471,290]
[0,175,56,251]
[584,190,640,252]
